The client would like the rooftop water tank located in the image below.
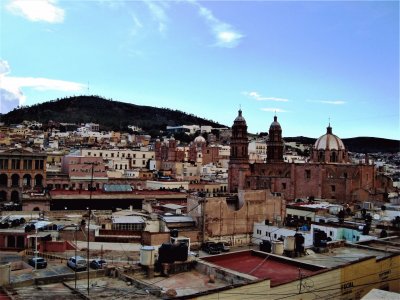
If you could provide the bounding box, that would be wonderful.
[272,241,284,255]
[140,246,156,266]
[284,236,295,251]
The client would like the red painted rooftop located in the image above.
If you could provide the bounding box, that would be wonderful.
[203,250,326,287]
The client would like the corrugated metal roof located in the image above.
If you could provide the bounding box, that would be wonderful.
[161,204,185,210]
[103,184,133,192]
[112,216,145,224]
[162,215,194,223]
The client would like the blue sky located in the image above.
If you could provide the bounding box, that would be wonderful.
[0,0,399,139]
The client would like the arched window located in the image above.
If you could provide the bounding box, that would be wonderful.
[0,174,7,186]
[330,151,337,163]
[23,174,32,187]
[34,174,43,187]
[0,190,6,201]
[11,174,19,187]
[11,190,19,202]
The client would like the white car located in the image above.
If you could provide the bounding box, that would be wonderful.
[67,256,87,271]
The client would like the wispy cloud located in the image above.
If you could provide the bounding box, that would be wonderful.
[0,59,85,113]
[130,13,143,36]
[144,1,168,34]
[307,100,346,105]
[261,108,288,113]
[244,91,289,102]
[6,0,65,23]
[188,1,244,48]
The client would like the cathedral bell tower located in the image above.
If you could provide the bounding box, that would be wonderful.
[228,109,250,192]
[267,115,284,163]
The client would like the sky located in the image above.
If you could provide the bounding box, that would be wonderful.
[0,0,399,140]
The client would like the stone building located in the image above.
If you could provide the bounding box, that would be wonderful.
[188,189,285,245]
[228,110,391,202]
[0,148,46,203]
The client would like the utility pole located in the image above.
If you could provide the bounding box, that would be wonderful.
[35,227,38,270]
[85,161,96,296]
[87,207,91,295]
[74,225,77,290]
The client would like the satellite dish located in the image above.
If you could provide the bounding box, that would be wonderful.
[373,214,380,220]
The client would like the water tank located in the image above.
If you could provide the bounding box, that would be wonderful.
[170,229,178,238]
[284,236,295,251]
[313,230,327,248]
[140,246,156,266]
[260,240,272,253]
[158,243,174,264]
[174,243,188,262]
[272,241,284,255]
[294,233,305,253]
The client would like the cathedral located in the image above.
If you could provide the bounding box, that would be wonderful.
[228,110,391,203]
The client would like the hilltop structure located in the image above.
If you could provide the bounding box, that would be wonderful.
[228,110,392,202]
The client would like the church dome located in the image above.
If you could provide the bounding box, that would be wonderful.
[269,116,281,129]
[314,125,345,150]
[234,109,246,123]
[194,135,206,144]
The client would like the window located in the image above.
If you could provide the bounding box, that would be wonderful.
[100,153,103,157]
[281,183,286,190]
[0,159,8,169]
[11,159,20,169]
[330,231,333,236]
[88,152,91,156]
[331,185,336,192]
[142,154,145,158]
[305,170,311,179]
[111,153,114,157]
[23,159,32,170]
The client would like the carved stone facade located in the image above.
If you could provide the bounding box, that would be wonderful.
[228,113,391,203]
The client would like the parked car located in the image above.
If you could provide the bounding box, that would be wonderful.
[201,242,221,255]
[90,259,107,269]
[28,257,47,269]
[67,256,87,271]
[216,242,230,252]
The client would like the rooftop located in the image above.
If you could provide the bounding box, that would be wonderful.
[297,244,395,268]
[203,250,326,287]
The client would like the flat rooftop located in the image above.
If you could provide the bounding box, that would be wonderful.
[297,245,394,268]
[203,250,326,287]
[143,270,228,297]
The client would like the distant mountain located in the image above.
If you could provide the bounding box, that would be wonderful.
[0,95,225,132]
[285,136,400,153]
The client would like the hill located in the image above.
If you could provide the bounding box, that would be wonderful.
[285,136,399,153]
[0,95,225,132]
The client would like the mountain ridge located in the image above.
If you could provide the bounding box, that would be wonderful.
[0,95,225,132]
[1,95,398,153]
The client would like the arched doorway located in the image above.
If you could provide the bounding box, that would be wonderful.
[0,190,6,201]
[34,174,43,187]
[11,174,19,187]
[11,190,19,202]
[23,174,32,187]
[0,174,7,186]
